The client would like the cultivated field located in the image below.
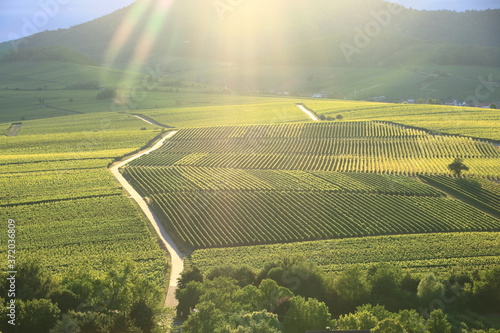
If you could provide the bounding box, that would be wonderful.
[123,121,500,249]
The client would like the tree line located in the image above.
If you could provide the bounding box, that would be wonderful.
[0,259,168,333]
[177,257,500,332]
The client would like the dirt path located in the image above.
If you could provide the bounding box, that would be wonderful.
[110,131,184,308]
[296,103,321,121]
[131,113,173,129]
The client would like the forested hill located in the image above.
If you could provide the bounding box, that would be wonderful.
[1,0,499,67]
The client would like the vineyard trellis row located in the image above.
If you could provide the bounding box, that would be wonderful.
[150,191,499,248]
[129,121,499,177]
[123,120,500,249]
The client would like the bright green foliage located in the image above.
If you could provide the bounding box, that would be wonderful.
[426,309,452,333]
[0,260,165,333]
[336,311,378,330]
[199,277,241,313]
[0,168,122,205]
[207,266,256,288]
[0,110,168,288]
[0,196,167,281]
[283,296,331,333]
[255,280,294,313]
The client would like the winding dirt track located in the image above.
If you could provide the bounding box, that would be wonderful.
[296,104,321,121]
[110,131,184,307]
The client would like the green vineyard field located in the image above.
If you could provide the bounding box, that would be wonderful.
[125,120,500,249]
[420,175,500,214]
[151,191,498,248]
[129,121,500,177]
[303,100,500,141]
[0,112,169,284]
[123,166,444,196]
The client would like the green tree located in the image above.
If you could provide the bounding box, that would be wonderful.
[200,277,240,313]
[367,263,404,310]
[233,311,283,333]
[448,158,469,177]
[178,266,204,289]
[283,296,331,333]
[234,285,263,312]
[182,302,225,333]
[489,103,497,109]
[9,260,57,300]
[261,257,326,301]
[176,281,204,317]
[49,313,81,333]
[207,265,256,287]
[472,266,500,313]
[331,267,369,312]
[257,279,293,313]
[426,98,442,105]
[372,318,407,333]
[355,304,393,322]
[397,309,426,333]
[417,273,444,305]
[97,260,137,312]
[336,313,360,330]
[355,311,379,330]
[426,309,451,333]
[129,300,154,333]
[18,299,61,333]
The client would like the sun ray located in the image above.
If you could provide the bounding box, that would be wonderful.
[103,0,156,67]
[128,0,174,68]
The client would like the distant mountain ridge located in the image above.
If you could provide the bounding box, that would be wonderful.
[1,0,499,67]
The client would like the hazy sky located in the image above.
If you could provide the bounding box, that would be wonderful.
[392,0,500,11]
[1,0,499,43]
